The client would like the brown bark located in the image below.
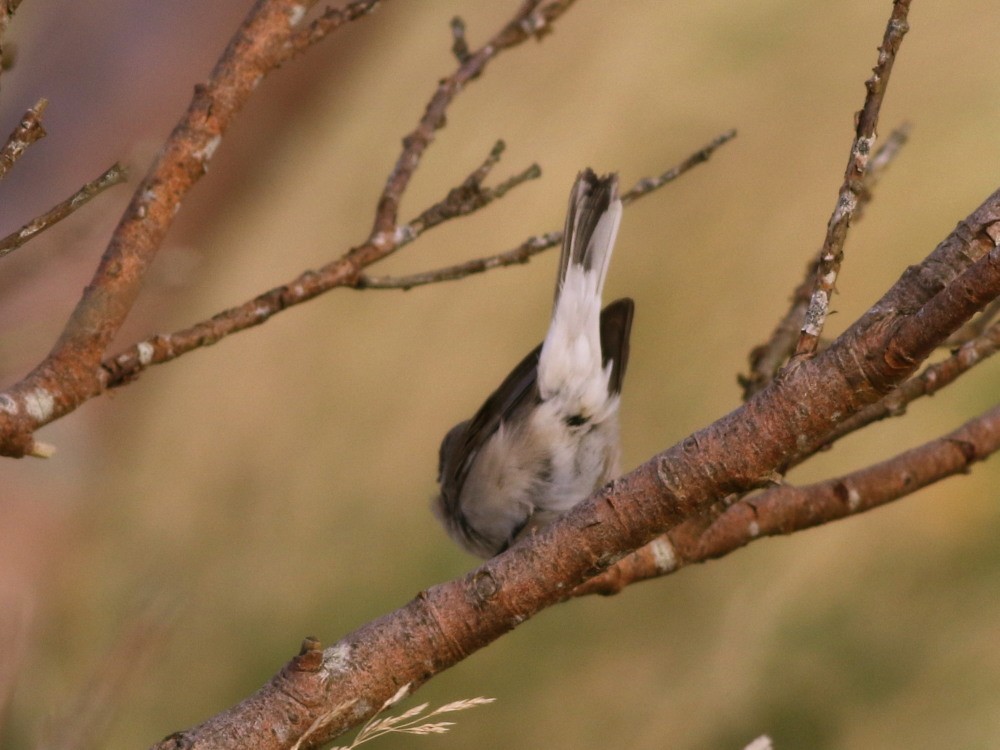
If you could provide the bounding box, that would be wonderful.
[0,0,382,456]
[151,192,1000,747]
[0,1,997,747]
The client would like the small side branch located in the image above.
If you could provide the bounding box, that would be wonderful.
[740,125,911,399]
[795,0,911,356]
[283,0,383,57]
[450,16,471,64]
[404,140,541,241]
[576,402,1000,597]
[620,128,736,205]
[357,129,736,291]
[100,3,580,389]
[0,163,127,259]
[356,231,562,290]
[822,319,1000,450]
[0,98,47,179]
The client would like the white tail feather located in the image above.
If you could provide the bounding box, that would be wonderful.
[538,174,622,417]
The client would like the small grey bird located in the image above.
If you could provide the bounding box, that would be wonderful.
[434,169,634,558]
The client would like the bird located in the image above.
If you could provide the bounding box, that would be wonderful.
[434,168,634,558]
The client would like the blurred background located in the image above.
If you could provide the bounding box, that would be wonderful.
[2,1,999,748]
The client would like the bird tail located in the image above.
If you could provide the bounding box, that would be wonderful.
[537,170,623,411]
[553,169,622,305]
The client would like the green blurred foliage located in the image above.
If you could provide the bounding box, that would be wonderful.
[2,1,999,749]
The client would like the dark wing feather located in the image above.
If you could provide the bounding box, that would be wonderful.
[437,342,542,513]
[439,296,635,514]
[600,298,634,395]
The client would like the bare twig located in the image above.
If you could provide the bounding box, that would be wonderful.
[576,402,1000,596]
[819,319,1000,451]
[740,124,911,399]
[0,163,127,259]
[403,140,541,240]
[0,97,46,179]
[855,121,910,222]
[795,0,911,356]
[356,129,737,290]
[450,17,471,64]
[0,0,384,457]
[284,0,383,56]
[355,231,562,290]
[620,128,736,204]
[100,1,580,391]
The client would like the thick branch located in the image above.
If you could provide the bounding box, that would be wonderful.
[576,403,1000,595]
[0,0,381,457]
[821,319,1000,449]
[796,0,911,355]
[149,186,1000,749]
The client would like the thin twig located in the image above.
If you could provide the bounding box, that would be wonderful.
[0,97,46,179]
[0,163,127,259]
[795,0,911,356]
[284,0,383,56]
[355,231,562,290]
[0,0,384,457]
[818,318,1000,451]
[356,129,737,290]
[450,17,471,64]
[360,0,579,256]
[99,1,580,392]
[739,124,911,400]
[575,401,1000,596]
[404,140,541,240]
[620,128,736,204]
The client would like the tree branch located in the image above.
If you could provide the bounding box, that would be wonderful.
[740,124,911,399]
[796,0,911,356]
[0,97,46,179]
[401,140,541,242]
[0,0,383,457]
[99,2,581,389]
[149,183,1000,748]
[355,129,736,291]
[820,318,1000,450]
[620,128,737,205]
[575,402,1000,596]
[0,163,127,259]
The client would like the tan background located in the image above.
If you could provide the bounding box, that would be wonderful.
[2,2,999,748]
